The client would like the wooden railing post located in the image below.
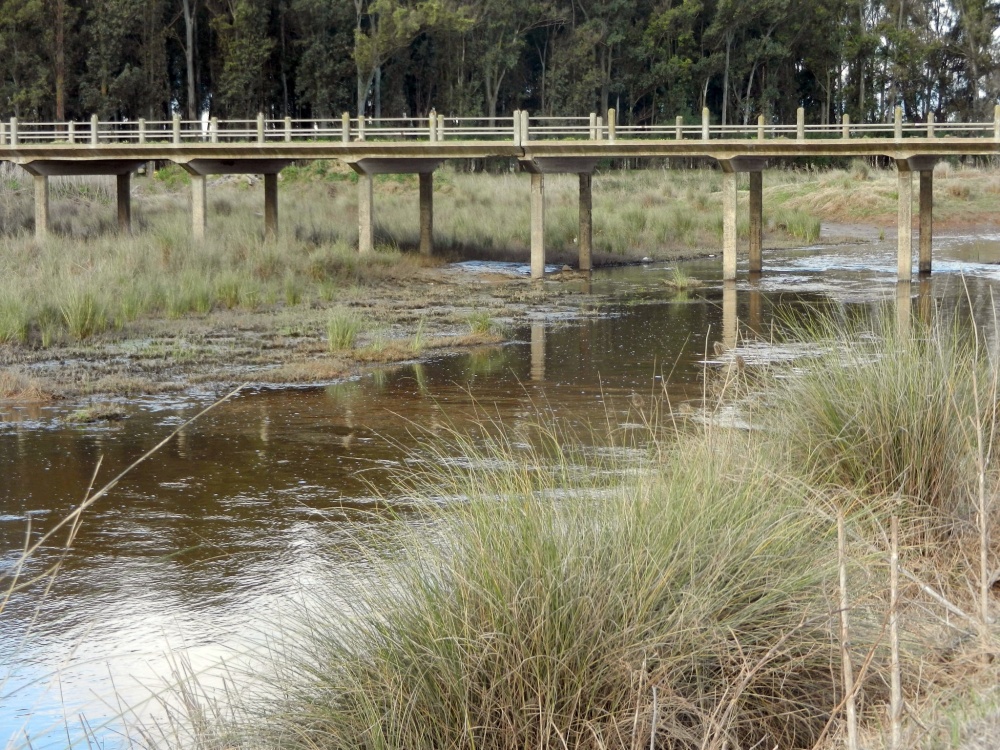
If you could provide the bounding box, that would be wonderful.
[138,118,146,144]
[341,112,350,142]
[357,115,366,142]
[284,116,292,143]
[67,120,75,144]
[796,107,805,141]
[172,113,181,145]
[675,115,683,140]
[607,108,616,143]
[512,110,521,146]
[430,110,438,142]
[842,113,851,139]
[701,107,710,140]
[927,111,935,138]
[589,112,597,140]
[596,115,604,141]
[10,117,19,147]
[257,113,265,143]
[437,113,444,141]
[0,122,5,147]
[894,106,902,140]
[90,114,99,145]
[994,104,1000,140]
[210,117,219,143]
[757,114,765,140]
[520,110,529,144]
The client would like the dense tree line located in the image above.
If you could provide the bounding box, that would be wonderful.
[1,0,998,125]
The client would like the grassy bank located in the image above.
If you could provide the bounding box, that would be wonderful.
[139,312,1000,749]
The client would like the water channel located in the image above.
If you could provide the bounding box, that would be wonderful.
[4,232,1000,748]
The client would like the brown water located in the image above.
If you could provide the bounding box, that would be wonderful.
[4,233,1000,748]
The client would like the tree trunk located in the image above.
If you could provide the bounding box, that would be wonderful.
[54,0,66,120]
[722,31,732,127]
[183,0,198,118]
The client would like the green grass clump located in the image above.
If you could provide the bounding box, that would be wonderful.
[60,288,109,340]
[244,428,889,750]
[760,314,998,538]
[327,309,362,351]
[0,298,29,344]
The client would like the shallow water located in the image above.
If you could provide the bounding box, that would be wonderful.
[4,233,1000,748]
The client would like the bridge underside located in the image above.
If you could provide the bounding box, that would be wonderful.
[0,140,960,279]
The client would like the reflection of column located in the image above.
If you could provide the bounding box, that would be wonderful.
[578,173,592,271]
[918,276,933,326]
[749,171,763,274]
[358,172,374,253]
[722,171,738,281]
[722,280,737,351]
[897,164,913,282]
[896,280,911,337]
[530,322,546,381]
[919,169,933,274]
[531,172,545,279]
[748,283,763,337]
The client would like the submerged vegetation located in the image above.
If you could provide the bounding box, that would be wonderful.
[137,310,1000,749]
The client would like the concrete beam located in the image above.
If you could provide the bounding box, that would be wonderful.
[579,173,592,271]
[34,174,49,240]
[350,158,443,176]
[191,174,207,242]
[264,172,278,239]
[718,156,767,173]
[919,169,933,274]
[117,172,131,232]
[722,171,737,280]
[530,172,545,279]
[419,172,434,255]
[896,164,913,282]
[182,158,293,176]
[18,159,145,177]
[520,157,599,175]
[358,172,374,253]
[749,171,763,274]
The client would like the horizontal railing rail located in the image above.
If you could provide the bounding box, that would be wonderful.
[2,107,1000,148]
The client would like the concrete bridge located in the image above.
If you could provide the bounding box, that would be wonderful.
[5,106,1000,281]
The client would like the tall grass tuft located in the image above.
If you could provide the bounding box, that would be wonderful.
[759,313,998,538]
[60,288,109,340]
[327,309,362,351]
[246,427,890,750]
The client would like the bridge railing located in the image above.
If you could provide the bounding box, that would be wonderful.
[1,108,999,146]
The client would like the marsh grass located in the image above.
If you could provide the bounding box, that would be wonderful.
[327,309,363,351]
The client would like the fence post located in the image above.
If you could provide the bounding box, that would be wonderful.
[894,106,902,140]
[284,116,292,143]
[512,110,521,146]
[927,111,935,138]
[596,115,604,142]
[257,113,265,143]
[138,118,146,144]
[994,104,1000,140]
[842,113,851,139]
[701,107,710,141]
[521,110,529,143]
[437,113,445,141]
[796,107,805,141]
[9,117,17,146]
[91,114,99,146]
[357,115,366,142]
[342,112,350,142]
[172,113,181,145]
[589,112,597,140]
[430,110,437,142]
[607,108,616,143]
[67,121,75,144]
[0,122,5,147]
[675,115,683,140]
[757,114,765,140]
[210,117,219,143]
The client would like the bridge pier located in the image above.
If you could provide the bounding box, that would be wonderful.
[919,169,933,274]
[419,172,433,255]
[719,158,766,280]
[723,280,738,350]
[896,166,913,282]
[896,157,939,280]
[117,173,132,232]
[34,175,49,240]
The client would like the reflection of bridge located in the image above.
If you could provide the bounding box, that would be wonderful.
[6,106,1000,281]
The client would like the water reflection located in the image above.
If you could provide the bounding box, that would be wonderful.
[5,233,1000,747]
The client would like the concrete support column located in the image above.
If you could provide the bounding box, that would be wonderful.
[530,322,546,380]
[419,172,433,256]
[749,171,763,274]
[897,167,913,282]
[191,174,207,241]
[530,172,545,280]
[358,172,374,253]
[264,173,278,239]
[34,174,49,240]
[722,170,738,281]
[919,169,933,274]
[116,172,131,233]
[578,172,592,271]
